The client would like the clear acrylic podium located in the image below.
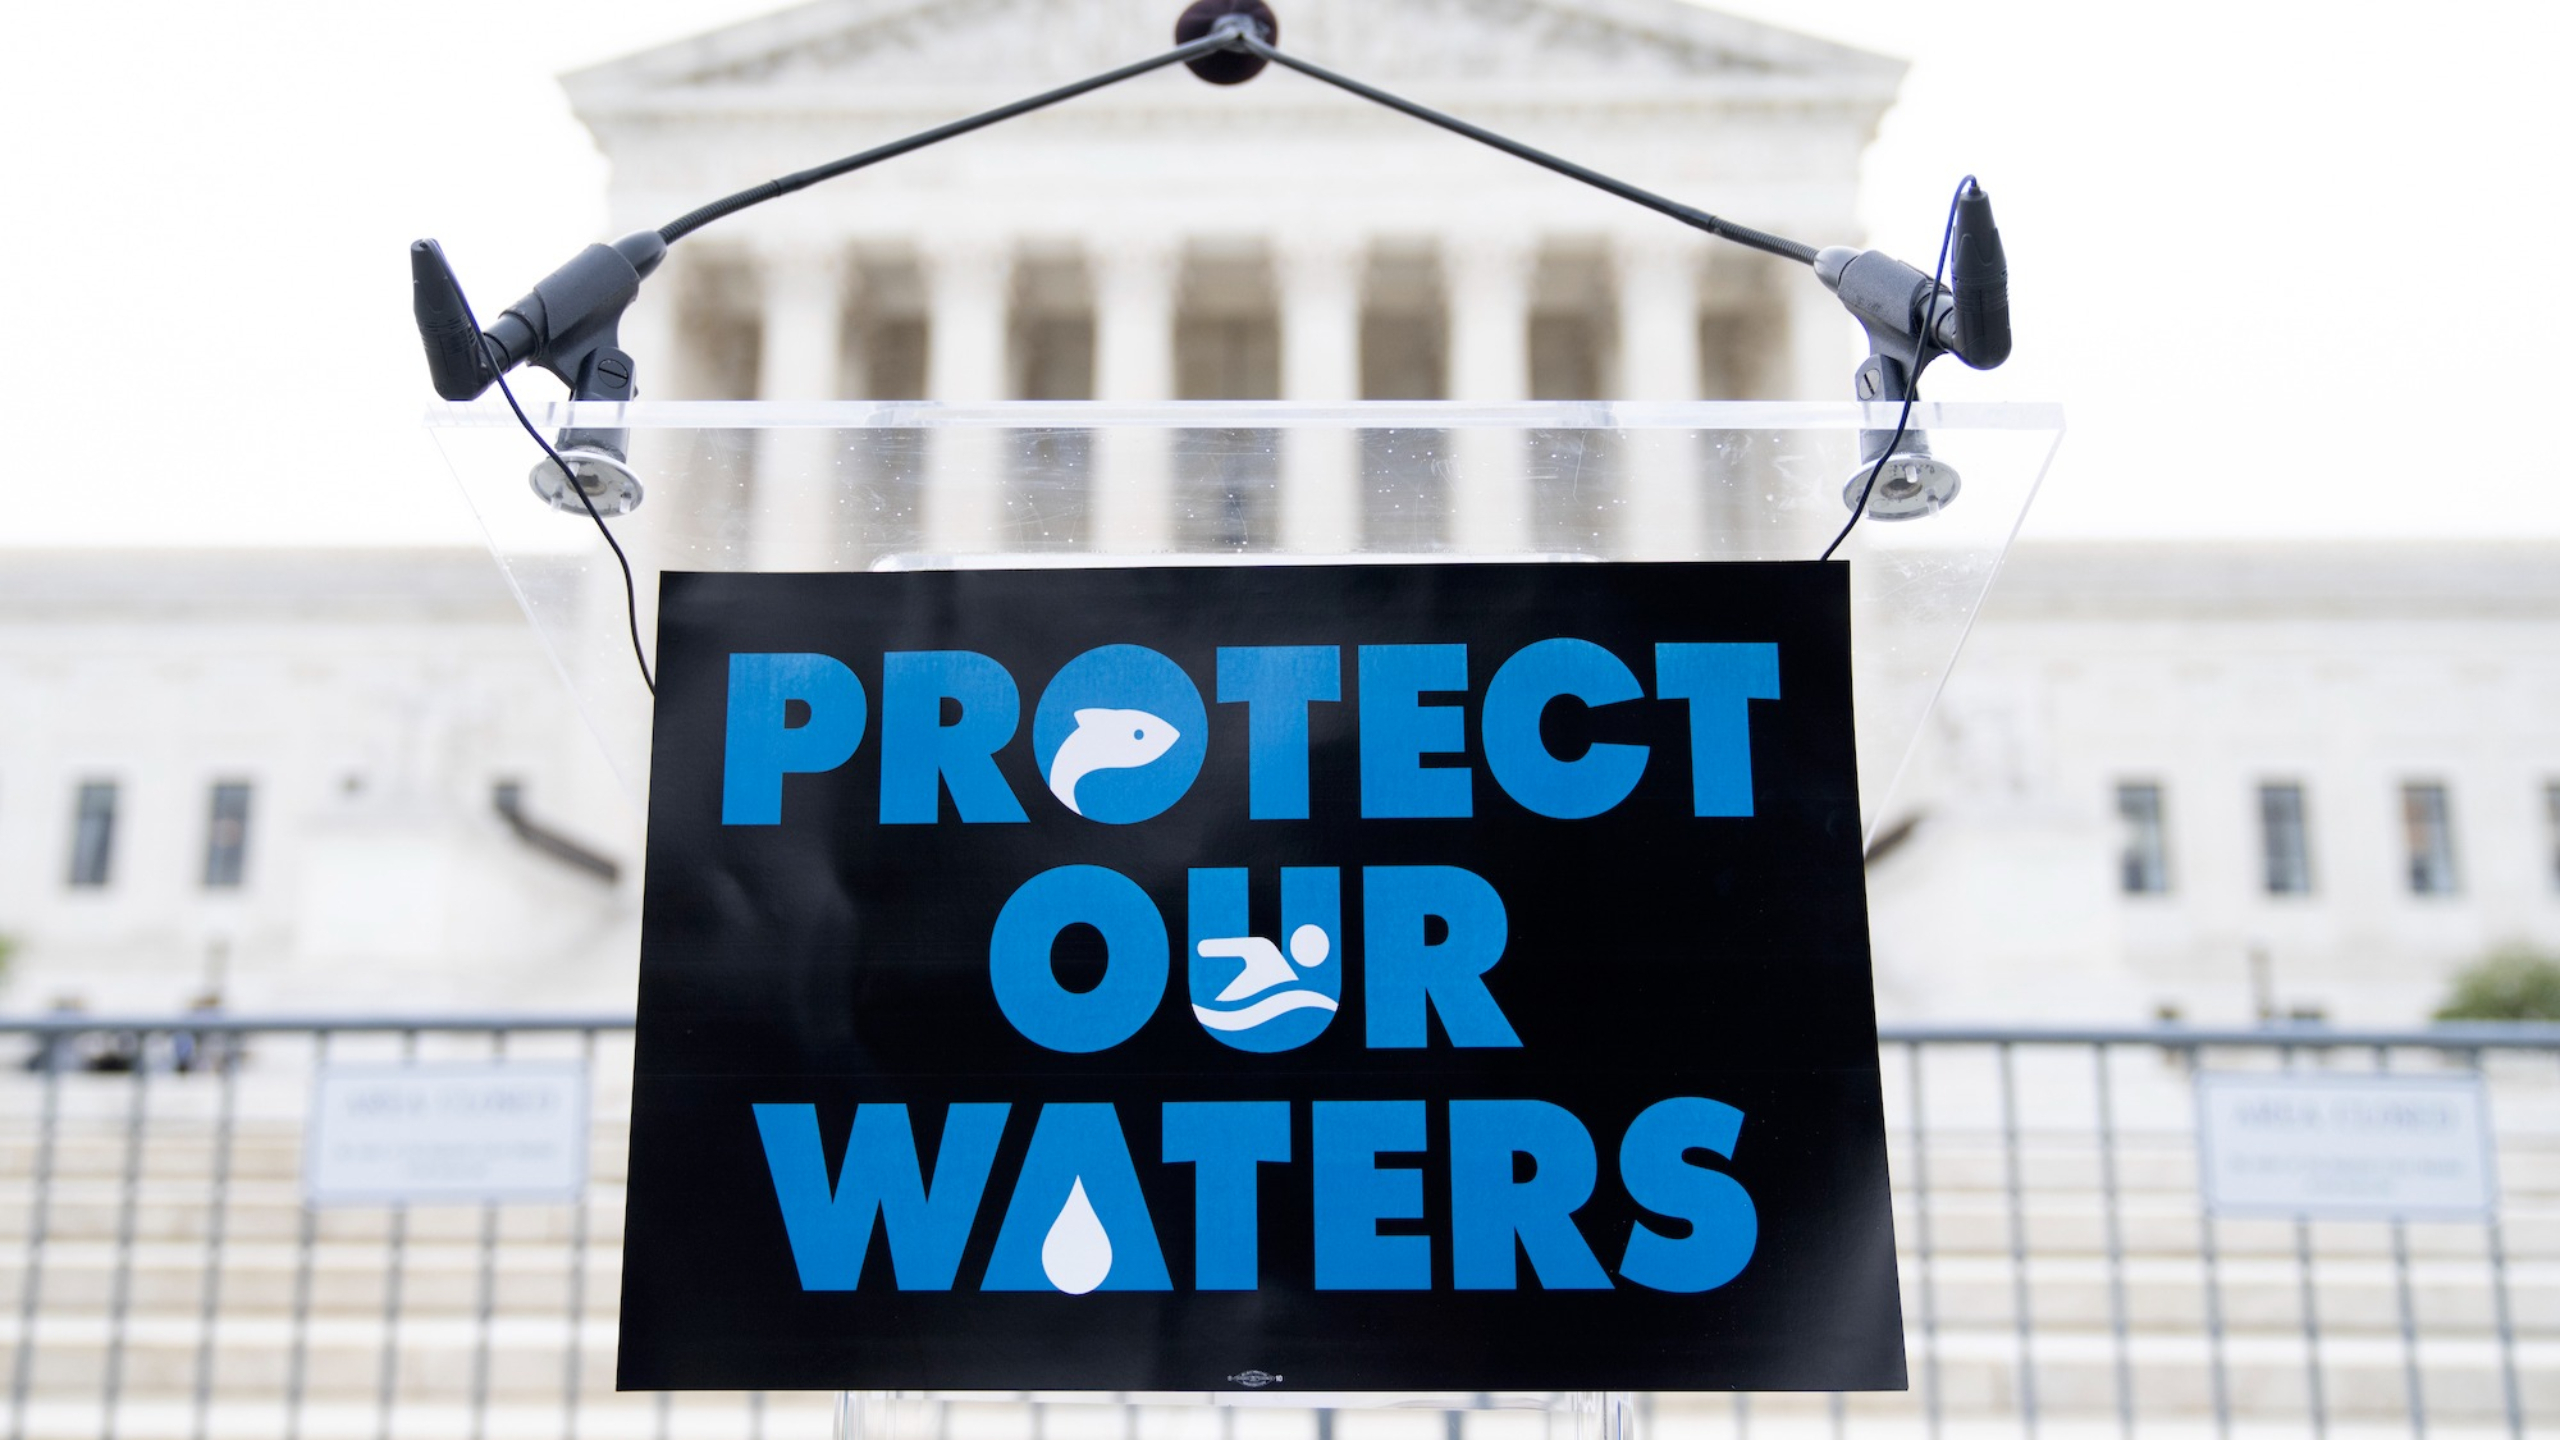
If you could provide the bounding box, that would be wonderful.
[433,399,2060,831]
[427,398,2060,1440]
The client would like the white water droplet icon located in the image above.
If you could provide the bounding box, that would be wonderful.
[1040,1177,1113,1295]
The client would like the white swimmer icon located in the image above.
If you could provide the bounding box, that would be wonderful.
[1045,707,1179,816]
[1193,924,1336,1032]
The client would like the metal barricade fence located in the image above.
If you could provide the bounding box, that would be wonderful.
[2,1018,2553,1440]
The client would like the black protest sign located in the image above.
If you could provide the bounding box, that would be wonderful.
[619,561,1903,1393]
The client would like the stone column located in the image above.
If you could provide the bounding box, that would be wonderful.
[751,243,851,568]
[921,237,1015,555]
[1089,235,1181,553]
[1443,235,1536,554]
[1613,234,1704,559]
[1784,262,1855,404]
[615,275,685,403]
[1276,233,1364,553]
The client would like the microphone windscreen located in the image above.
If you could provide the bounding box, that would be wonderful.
[411,240,492,401]
[1951,187,2010,369]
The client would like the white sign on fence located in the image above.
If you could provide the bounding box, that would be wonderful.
[2195,1071,2496,1220]
[305,1061,589,1206]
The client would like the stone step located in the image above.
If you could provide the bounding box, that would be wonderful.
[4,1186,2555,1265]
[0,1187,630,1245]
[4,1242,2554,1330]
[6,1126,2557,1196]
[0,1240,629,1317]
[2,1316,2553,1421]
[6,1390,817,1440]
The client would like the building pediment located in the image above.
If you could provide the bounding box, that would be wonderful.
[565,0,1903,110]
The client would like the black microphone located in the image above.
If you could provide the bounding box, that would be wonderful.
[1950,181,2009,369]
[411,240,494,401]
[408,233,668,516]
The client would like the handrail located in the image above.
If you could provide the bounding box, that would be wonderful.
[0,1014,636,1035]
[2,1015,2556,1048]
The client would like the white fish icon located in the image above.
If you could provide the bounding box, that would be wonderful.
[1046,707,1179,816]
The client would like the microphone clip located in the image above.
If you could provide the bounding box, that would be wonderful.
[410,232,668,514]
[1813,180,2010,519]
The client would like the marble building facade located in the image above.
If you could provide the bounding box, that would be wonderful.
[2,0,2556,1027]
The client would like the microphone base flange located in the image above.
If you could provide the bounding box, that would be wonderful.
[1843,452,1961,521]
[530,448,645,518]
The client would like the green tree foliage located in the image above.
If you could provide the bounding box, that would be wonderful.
[2435,946,2560,1022]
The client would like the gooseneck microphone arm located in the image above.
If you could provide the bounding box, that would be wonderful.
[411,24,1236,408]
[1228,32,1818,268]
[655,29,1238,245]
[411,0,2011,516]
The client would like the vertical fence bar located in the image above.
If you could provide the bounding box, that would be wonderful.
[2091,1043,2134,1440]
[468,1030,507,1440]
[5,1045,65,1440]
[2478,1053,2528,1440]
[2292,1216,2327,1440]
[375,1029,420,1440]
[284,1031,333,1440]
[100,1032,154,1440]
[1995,1043,2038,1440]
[2188,1041,2230,1440]
[188,1033,242,1440]
[562,1029,598,1440]
[2373,1046,2425,1440]
[1903,1044,1941,1440]
[2279,1046,2327,1440]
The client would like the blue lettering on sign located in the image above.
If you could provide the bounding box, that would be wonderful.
[1358,644,1472,819]
[1480,638,1650,820]
[1163,1101,1291,1290]
[718,638,1781,824]
[880,651,1027,825]
[1449,1099,1611,1290]
[1216,646,1342,820]
[983,1103,1172,1292]
[752,1102,1007,1290]
[1618,1097,1759,1292]
[988,866,1169,1054]
[1362,866,1520,1049]
[722,653,867,825]
[1312,1100,1431,1290]
[748,1097,1759,1296]
[726,631,1787,1301]
[1031,645,1209,824]
[1654,643,1781,818]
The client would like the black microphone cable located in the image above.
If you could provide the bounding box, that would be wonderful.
[443,266,658,696]
[1819,175,1974,563]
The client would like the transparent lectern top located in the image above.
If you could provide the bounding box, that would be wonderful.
[428,399,2061,826]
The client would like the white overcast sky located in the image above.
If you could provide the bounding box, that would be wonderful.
[1,0,2553,548]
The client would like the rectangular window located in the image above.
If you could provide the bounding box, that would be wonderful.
[2402,781,2459,895]
[203,781,253,889]
[69,780,117,888]
[2116,781,2169,895]
[2259,782,2314,895]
